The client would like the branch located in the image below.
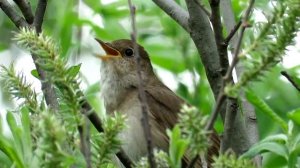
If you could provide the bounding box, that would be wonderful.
[224,20,242,46]
[221,0,259,163]
[128,1,156,167]
[0,0,27,27]
[32,0,59,110]
[194,0,211,16]
[206,0,255,132]
[152,0,190,32]
[281,71,300,92]
[13,0,34,23]
[189,2,256,167]
[209,0,229,82]
[185,0,222,98]
[224,3,254,82]
[78,124,91,168]
[33,0,47,33]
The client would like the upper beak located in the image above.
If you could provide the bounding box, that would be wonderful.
[95,38,121,61]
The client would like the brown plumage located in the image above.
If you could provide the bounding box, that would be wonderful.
[96,39,220,167]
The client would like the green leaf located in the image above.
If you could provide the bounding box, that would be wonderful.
[31,69,40,79]
[20,107,32,162]
[242,142,288,160]
[245,89,288,132]
[0,135,24,168]
[287,108,300,126]
[0,43,8,51]
[6,112,23,160]
[167,126,188,168]
[67,64,81,78]
[260,134,287,144]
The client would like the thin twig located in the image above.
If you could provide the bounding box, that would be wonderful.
[224,0,254,81]
[128,1,156,168]
[13,0,34,23]
[31,58,59,110]
[152,0,190,32]
[31,0,59,110]
[78,124,91,168]
[0,0,27,27]
[75,1,91,167]
[187,155,199,168]
[194,0,211,16]
[209,0,229,80]
[33,0,47,33]
[281,71,300,92]
[205,93,226,130]
[224,20,242,45]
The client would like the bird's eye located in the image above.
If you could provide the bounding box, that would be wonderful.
[124,48,134,57]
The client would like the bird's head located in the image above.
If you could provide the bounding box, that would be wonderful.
[95,39,154,87]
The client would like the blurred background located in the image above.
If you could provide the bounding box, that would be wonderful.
[0,0,299,147]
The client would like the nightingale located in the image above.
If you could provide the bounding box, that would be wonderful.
[96,39,220,167]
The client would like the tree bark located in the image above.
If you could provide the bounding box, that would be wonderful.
[220,0,260,164]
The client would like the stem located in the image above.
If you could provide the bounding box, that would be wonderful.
[128,1,156,167]
[13,0,34,24]
[224,20,242,45]
[281,71,300,92]
[0,0,27,27]
[33,0,47,33]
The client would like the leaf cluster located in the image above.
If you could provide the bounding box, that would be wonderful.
[226,0,300,97]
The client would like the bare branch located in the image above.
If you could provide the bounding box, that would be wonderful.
[205,93,226,130]
[33,0,47,33]
[194,0,211,16]
[0,0,27,27]
[32,54,60,111]
[209,0,229,80]
[78,124,91,168]
[281,71,300,92]
[185,0,222,98]
[128,1,156,167]
[13,0,34,23]
[224,20,242,46]
[152,0,190,32]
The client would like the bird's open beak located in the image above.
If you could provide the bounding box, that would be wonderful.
[95,38,121,61]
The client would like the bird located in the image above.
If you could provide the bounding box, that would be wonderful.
[96,38,220,167]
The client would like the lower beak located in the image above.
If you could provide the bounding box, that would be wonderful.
[95,38,121,61]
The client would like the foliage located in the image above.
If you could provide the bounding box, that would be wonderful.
[242,121,300,167]
[213,151,255,168]
[0,29,126,167]
[134,150,169,168]
[225,0,300,97]
[92,113,126,166]
[0,64,39,113]
[178,104,209,157]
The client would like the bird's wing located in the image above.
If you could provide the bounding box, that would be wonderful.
[145,83,184,129]
[145,82,220,168]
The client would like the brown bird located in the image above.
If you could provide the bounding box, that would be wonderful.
[96,39,220,167]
